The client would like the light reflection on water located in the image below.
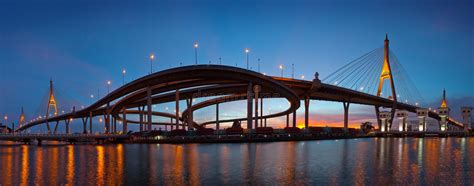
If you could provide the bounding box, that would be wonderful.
[0,138,473,185]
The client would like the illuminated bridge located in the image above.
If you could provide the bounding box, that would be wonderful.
[10,35,472,136]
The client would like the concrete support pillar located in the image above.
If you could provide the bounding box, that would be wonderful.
[138,107,143,132]
[168,118,172,131]
[292,109,297,128]
[461,107,472,131]
[375,106,381,130]
[82,117,88,134]
[89,111,93,134]
[53,121,59,134]
[264,118,267,127]
[113,116,117,133]
[216,103,220,130]
[439,107,449,132]
[379,111,391,132]
[304,97,310,129]
[170,117,173,130]
[175,89,180,130]
[46,121,51,134]
[105,103,110,134]
[254,85,261,129]
[122,109,127,133]
[65,119,70,134]
[343,102,350,129]
[260,97,263,127]
[147,87,152,131]
[186,97,194,130]
[103,114,109,134]
[389,108,396,130]
[247,83,253,130]
[416,108,428,132]
[396,110,408,132]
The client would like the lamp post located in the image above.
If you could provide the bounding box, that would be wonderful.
[291,63,294,79]
[194,42,199,64]
[219,57,222,65]
[122,69,126,86]
[245,48,250,69]
[149,53,155,74]
[279,64,284,77]
[107,80,111,94]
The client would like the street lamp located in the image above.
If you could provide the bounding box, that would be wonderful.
[149,53,155,74]
[122,69,126,86]
[194,42,199,64]
[279,64,284,77]
[107,80,111,94]
[291,63,294,79]
[219,57,222,65]
[245,48,250,69]
[301,75,305,79]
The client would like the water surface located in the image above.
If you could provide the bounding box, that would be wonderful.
[0,138,473,185]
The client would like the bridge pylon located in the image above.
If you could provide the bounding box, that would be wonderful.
[18,107,26,129]
[45,79,58,134]
[375,34,398,130]
[378,111,392,132]
[461,107,472,131]
[416,108,428,132]
[396,110,408,132]
[438,89,450,132]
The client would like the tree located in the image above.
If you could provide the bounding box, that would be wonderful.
[360,122,375,133]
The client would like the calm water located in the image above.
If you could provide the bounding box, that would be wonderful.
[0,138,473,185]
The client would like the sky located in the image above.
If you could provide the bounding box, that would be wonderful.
[0,0,472,132]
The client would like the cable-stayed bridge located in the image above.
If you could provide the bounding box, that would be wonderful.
[5,35,472,137]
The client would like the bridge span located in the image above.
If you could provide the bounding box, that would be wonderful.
[15,65,466,134]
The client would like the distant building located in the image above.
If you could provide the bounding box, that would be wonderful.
[0,123,11,133]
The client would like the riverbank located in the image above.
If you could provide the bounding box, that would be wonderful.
[126,135,373,144]
[1,130,472,145]
[124,131,473,144]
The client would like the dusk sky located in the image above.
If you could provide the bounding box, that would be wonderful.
[0,0,472,131]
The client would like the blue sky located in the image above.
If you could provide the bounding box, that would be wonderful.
[0,0,472,131]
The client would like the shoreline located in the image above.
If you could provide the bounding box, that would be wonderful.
[123,132,473,144]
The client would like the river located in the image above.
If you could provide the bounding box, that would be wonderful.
[0,137,473,185]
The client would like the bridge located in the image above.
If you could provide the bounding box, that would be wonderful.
[4,35,473,139]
